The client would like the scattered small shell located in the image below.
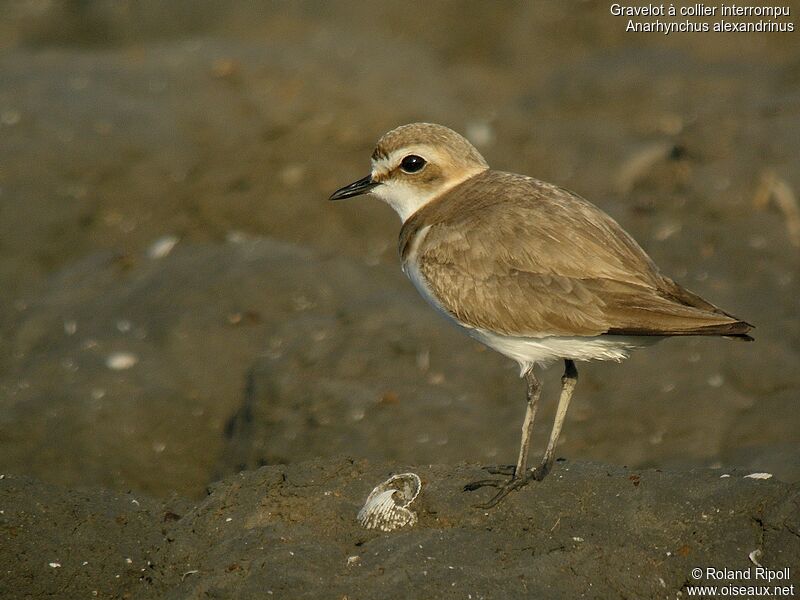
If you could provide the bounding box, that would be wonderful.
[653,220,682,242]
[357,473,421,532]
[416,349,430,372]
[465,121,495,148]
[48,562,61,568]
[754,170,800,247]
[616,140,675,194]
[1,110,21,126]
[749,549,763,567]
[106,352,138,370]
[744,472,773,480]
[147,235,179,259]
[226,230,250,244]
[280,164,306,187]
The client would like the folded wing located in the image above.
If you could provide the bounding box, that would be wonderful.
[402,171,753,339]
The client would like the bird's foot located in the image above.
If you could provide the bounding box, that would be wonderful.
[461,465,516,493]
[530,462,551,481]
[464,461,556,508]
[466,465,517,477]
[464,474,532,509]
[483,464,517,476]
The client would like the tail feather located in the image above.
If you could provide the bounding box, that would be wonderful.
[607,319,754,339]
[607,275,754,342]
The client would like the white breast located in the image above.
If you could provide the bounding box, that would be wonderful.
[403,226,463,327]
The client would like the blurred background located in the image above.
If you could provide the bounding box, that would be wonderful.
[0,1,798,499]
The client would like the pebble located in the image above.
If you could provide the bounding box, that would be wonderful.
[147,235,179,259]
[106,352,139,370]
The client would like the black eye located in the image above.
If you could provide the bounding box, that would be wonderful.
[400,154,426,173]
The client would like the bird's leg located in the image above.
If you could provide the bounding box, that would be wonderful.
[515,368,542,475]
[464,368,541,507]
[531,359,578,481]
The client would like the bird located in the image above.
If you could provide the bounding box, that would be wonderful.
[329,122,753,508]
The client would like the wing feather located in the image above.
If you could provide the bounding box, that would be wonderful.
[401,171,752,338]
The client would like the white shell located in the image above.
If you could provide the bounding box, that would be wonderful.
[105,352,138,370]
[147,235,179,259]
[357,473,421,532]
[744,472,773,480]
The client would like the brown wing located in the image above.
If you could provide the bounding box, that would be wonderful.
[402,171,753,339]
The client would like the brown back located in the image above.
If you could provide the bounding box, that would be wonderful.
[400,170,753,339]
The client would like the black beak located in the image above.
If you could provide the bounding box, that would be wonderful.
[329,175,379,201]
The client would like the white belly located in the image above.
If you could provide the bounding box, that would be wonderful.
[468,328,660,375]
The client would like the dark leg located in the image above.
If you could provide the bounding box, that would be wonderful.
[532,360,578,480]
[464,368,541,508]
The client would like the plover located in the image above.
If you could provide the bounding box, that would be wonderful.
[330,123,753,507]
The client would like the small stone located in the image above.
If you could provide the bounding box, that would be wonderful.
[147,235,179,259]
[106,352,138,370]
[346,556,361,567]
[465,121,495,147]
[280,164,306,187]
[1,110,21,126]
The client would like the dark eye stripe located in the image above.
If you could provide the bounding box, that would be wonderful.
[400,154,426,173]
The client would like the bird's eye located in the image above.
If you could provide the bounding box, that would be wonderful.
[400,154,426,174]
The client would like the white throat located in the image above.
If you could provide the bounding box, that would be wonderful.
[370,168,486,222]
[370,180,438,222]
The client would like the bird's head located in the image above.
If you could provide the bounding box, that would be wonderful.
[329,123,489,221]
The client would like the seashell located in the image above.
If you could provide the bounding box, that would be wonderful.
[147,235,179,259]
[357,473,421,532]
[106,351,138,370]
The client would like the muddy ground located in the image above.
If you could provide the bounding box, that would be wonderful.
[2,460,799,599]
[0,1,798,598]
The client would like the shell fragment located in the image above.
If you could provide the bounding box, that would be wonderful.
[357,473,421,532]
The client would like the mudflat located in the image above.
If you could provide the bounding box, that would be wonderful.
[0,2,797,598]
